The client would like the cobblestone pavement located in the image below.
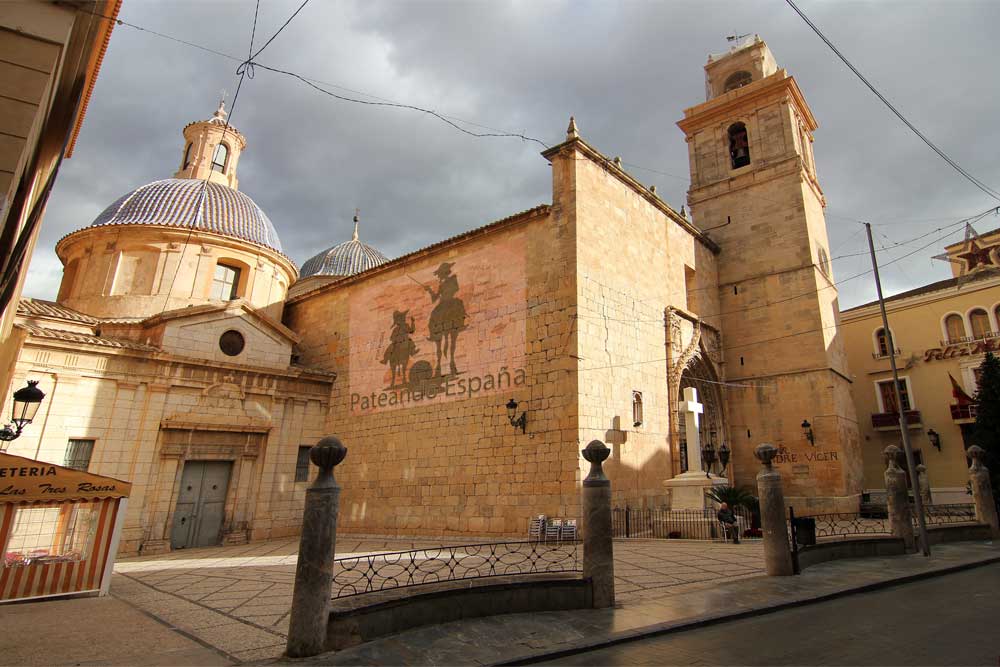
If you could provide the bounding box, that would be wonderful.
[541,562,1000,666]
[110,537,764,663]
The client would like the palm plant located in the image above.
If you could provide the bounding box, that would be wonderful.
[706,485,756,509]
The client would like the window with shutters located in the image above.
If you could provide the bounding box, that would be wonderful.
[64,439,95,471]
[295,446,311,482]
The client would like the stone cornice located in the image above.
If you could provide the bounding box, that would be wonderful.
[677,71,818,134]
[55,223,299,280]
[286,205,552,304]
[840,273,1000,323]
[17,331,336,386]
[540,137,720,254]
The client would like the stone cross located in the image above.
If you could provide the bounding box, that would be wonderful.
[678,386,704,473]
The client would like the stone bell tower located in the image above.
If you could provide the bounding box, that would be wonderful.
[677,36,862,512]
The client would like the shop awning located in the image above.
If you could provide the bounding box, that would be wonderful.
[0,452,131,503]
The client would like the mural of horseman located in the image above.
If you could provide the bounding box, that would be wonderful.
[380,309,418,387]
[423,262,467,376]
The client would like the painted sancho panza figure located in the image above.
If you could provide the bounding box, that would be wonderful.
[424,262,467,376]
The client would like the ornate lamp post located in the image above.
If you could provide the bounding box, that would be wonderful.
[701,441,717,479]
[718,442,731,474]
[0,380,45,449]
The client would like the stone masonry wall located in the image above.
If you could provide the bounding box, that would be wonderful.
[552,142,720,509]
[285,206,580,537]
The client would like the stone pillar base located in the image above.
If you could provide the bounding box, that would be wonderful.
[139,539,171,556]
[664,472,730,510]
[222,530,249,546]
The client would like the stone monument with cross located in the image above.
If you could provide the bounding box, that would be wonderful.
[664,386,729,509]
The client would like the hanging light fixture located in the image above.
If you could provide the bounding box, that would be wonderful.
[0,380,46,447]
[719,442,731,473]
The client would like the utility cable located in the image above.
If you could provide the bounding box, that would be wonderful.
[785,0,1000,202]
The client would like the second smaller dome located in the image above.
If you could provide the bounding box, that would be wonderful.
[300,214,389,279]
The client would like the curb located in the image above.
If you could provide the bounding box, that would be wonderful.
[494,552,1000,666]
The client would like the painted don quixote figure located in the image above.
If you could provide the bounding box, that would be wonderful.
[424,262,467,376]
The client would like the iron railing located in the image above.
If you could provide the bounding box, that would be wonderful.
[920,503,977,526]
[794,511,890,541]
[330,540,581,599]
[612,506,755,540]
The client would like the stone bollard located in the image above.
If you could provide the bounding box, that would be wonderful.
[916,463,932,506]
[967,445,1000,539]
[754,443,794,576]
[883,445,916,552]
[581,440,615,608]
[286,436,347,659]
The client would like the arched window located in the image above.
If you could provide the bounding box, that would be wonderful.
[995,304,1000,333]
[875,328,890,357]
[945,314,966,344]
[728,123,750,169]
[724,70,753,92]
[182,142,193,169]
[212,143,229,174]
[211,262,242,300]
[970,308,991,340]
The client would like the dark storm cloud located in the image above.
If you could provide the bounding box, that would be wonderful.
[28,0,1000,309]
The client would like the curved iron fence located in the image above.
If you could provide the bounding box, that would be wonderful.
[331,540,581,599]
[612,507,755,540]
[920,503,977,525]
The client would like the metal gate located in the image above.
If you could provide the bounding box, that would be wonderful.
[170,461,232,549]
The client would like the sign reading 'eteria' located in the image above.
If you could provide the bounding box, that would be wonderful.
[0,452,131,503]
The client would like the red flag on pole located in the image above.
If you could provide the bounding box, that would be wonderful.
[949,373,974,405]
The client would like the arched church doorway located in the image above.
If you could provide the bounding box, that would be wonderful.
[677,355,725,473]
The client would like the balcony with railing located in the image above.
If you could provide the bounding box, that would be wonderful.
[871,410,922,430]
[871,348,902,361]
[940,331,1000,348]
[950,403,978,422]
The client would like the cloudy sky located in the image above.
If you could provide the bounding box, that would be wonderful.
[27,0,1000,309]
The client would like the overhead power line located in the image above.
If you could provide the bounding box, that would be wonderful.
[785,0,1000,203]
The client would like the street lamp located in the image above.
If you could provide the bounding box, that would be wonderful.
[702,441,717,479]
[505,398,527,434]
[801,419,815,446]
[0,380,46,447]
[718,442,731,474]
[927,429,941,452]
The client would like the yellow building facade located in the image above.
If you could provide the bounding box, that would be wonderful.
[841,226,1000,504]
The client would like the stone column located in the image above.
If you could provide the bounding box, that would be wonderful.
[916,463,932,507]
[883,445,915,552]
[754,443,794,576]
[285,436,347,659]
[968,445,1000,539]
[581,440,615,608]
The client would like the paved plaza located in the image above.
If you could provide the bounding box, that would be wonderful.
[110,537,765,663]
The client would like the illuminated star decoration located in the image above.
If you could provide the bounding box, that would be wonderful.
[932,223,999,275]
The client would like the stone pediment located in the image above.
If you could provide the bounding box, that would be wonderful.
[161,377,272,432]
[154,301,296,371]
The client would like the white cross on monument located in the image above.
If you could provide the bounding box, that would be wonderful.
[678,386,704,474]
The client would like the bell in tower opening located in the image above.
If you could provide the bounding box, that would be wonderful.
[728,122,750,169]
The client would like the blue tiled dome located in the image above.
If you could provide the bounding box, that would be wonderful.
[300,236,389,278]
[89,178,283,253]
